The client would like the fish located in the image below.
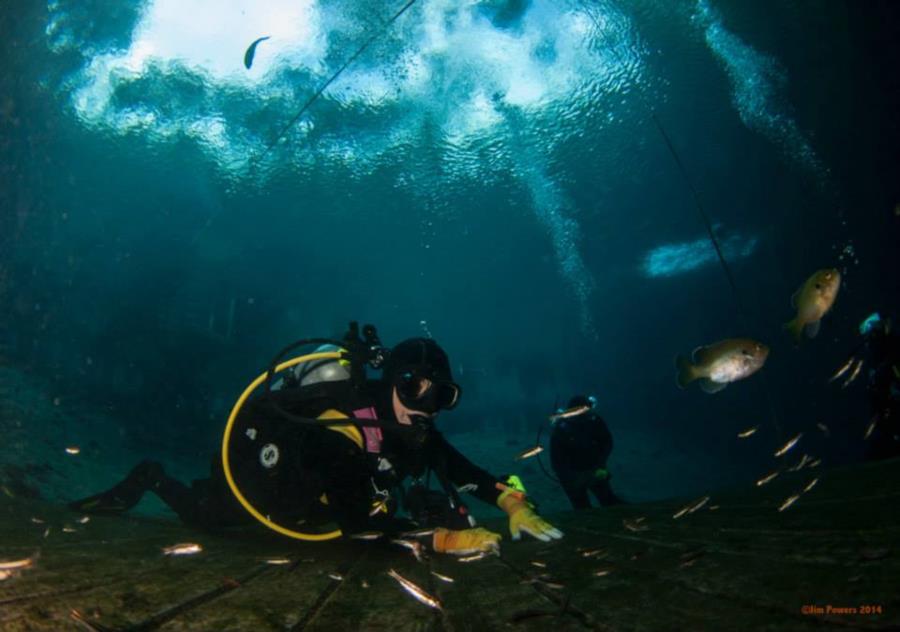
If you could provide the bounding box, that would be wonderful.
[756,470,780,486]
[77,516,91,524]
[581,548,607,559]
[676,339,769,394]
[458,551,489,562]
[841,359,864,389]
[784,268,841,343]
[391,539,424,562]
[708,505,720,511]
[802,478,819,494]
[431,570,455,583]
[387,569,443,611]
[737,426,759,439]
[778,493,801,512]
[0,556,35,571]
[623,518,649,532]
[162,542,203,556]
[863,417,878,440]
[774,433,802,457]
[400,528,436,538]
[328,573,343,581]
[243,36,271,70]
[549,404,591,422]
[816,422,830,437]
[787,454,812,472]
[828,357,855,383]
[263,558,291,565]
[350,531,384,540]
[65,446,81,455]
[593,569,612,577]
[63,526,77,533]
[673,496,710,519]
[30,517,44,524]
[530,561,547,568]
[515,445,543,461]
[809,458,822,468]
[361,579,370,588]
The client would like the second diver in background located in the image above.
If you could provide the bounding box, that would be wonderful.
[550,395,625,510]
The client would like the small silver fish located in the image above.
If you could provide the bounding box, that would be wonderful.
[737,426,759,439]
[455,484,478,494]
[540,581,565,590]
[391,539,424,562]
[778,493,801,512]
[43,527,51,538]
[529,561,547,568]
[361,579,370,588]
[808,458,822,468]
[593,569,612,577]
[431,570,455,583]
[864,417,878,440]
[515,445,543,461]
[802,478,819,494]
[458,551,489,563]
[263,558,291,565]
[774,433,802,457]
[162,542,202,556]
[30,517,45,524]
[63,526,77,533]
[581,549,607,559]
[673,496,709,519]
[350,531,384,540]
[756,470,780,486]
[816,422,830,437]
[400,528,436,538]
[787,454,811,472]
[0,556,35,571]
[388,569,443,611]
[549,404,591,422]
[828,357,855,383]
[623,518,649,532]
[842,359,864,389]
[708,505,720,511]
[65,446,81,455]
[328,573,343,581]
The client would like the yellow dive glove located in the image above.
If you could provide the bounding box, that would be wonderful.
[433,527,502,555]
[497,488,564,542]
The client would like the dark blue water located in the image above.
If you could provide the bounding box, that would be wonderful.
[1,0,898,514]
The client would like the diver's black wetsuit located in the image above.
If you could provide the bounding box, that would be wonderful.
[550,410,622,510]
[80,380,503,536]
[864,329,900,460]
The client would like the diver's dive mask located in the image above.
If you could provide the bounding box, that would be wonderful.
[395,369,461,413]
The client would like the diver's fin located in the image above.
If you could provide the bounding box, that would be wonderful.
[68,460,164,515]
[699,378,727,394]
[804,320,821,339]
[675,355,695,389]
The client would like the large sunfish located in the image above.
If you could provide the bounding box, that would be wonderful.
[676,338,769,394]
[784,268,841,343]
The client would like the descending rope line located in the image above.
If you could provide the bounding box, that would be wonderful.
[255,0,419,166]
[583,2,783,438]
[194,0,419,242]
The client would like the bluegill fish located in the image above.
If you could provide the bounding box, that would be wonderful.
[784,269,841,343]
[676,339,769,394]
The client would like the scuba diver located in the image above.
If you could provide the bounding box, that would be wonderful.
[549,395,624,510]
[858,313,900,460]
[69,323,563,556]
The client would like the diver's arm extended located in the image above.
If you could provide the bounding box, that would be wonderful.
[429,430,503,506]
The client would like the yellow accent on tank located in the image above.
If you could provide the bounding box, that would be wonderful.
[318,408,364,449]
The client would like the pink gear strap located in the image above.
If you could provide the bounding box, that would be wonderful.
[353,406,382,453]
